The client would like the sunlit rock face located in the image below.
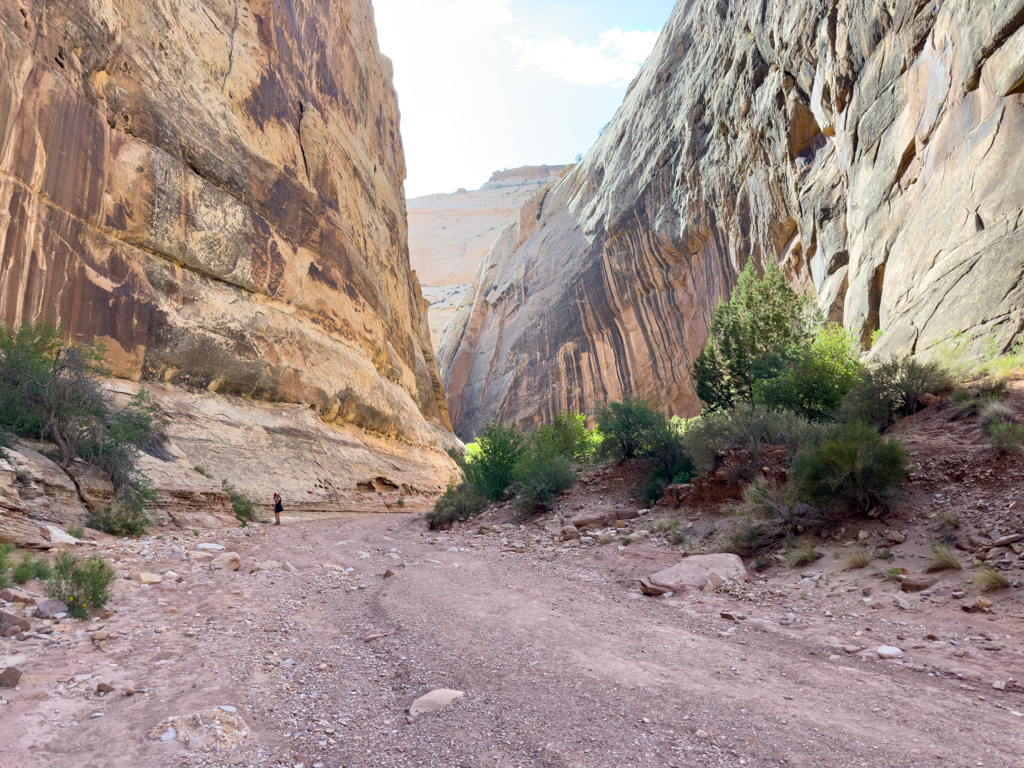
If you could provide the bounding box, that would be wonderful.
[0,0,459,490]
[407,166,567,352]
[439,0,1024,439]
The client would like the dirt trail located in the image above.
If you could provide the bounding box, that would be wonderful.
[3,506,1022,768]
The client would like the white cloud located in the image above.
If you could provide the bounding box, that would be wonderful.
[513,27,659,86]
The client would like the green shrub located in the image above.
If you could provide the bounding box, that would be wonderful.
[88,503,151,538]
[596,397,666,461]
[464,419,525,501]
[0,542,14,587]
[67,525,85,540]
[221,480,257,522]
[752,324,863,420]
[793,422,909,513]
[44,550,116,620]
[988,420,1024,453]
[513,449,575,514]
[425,480,487,529]
[194,464,213,478]
[530,411,600,464]
[681,403,833,473]
[693,261,815,411]
[0,321,167,532]
[11,553,52,584]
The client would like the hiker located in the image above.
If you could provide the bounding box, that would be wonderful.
[273,493,283,525]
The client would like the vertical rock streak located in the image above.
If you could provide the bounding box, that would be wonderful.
[440,0,1024,439]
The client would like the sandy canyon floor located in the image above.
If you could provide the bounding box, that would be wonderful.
[2,487,1023,768]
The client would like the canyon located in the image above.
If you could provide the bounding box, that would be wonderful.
[439,0,1024,439]
[407,165,566,352]
[0,0,459,525]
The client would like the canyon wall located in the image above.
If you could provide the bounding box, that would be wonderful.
[407,165,566,352]
[0,0,460,519]
[440,0,1024,439]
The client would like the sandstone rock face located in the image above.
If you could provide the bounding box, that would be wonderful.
[0,1,454,474]
[440,0,1024,438]
[408,166,567,351]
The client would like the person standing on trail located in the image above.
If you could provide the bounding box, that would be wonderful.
[273,493,283,525]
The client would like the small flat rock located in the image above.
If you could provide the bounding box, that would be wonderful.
[195,543,226,551]
[250,560,281,574]
[843,645,860,654]
[976,596,993,609]
[642,554,749,595]
[990,534,1022,547]
[283,562,299,574]
[885,530,906,544]
[877,645,903,659]
[382,568,397,579]
[131,572,162,585]
[409,688,464,718]
[900,575,938,592]
[97,682,115,693]
[720,611,746,621]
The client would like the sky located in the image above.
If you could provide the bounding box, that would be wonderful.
[373,0,677,198]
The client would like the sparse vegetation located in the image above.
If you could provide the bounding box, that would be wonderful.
[837,355,950,427]
[0,321,168,536]
[886,567,904,582]
[67,525,85,540]
[926,544,962,572]
[937,511,961,529]
[786,542,822,566]
[44,550,117,620]
[723,481,831,559]
[194,464,213,478]
[843,546,874,570]
[0,542,15,587]
[513,448,575,514]
[88,505,150,538]
[463,418,525,501]
[11,552,52,584]
[221,479,257,523]
[987,420,1024,452]
[793,421,909,513]
[425,480,487,529]
[970,566,1010,591]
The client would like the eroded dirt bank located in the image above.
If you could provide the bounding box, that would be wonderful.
[2,507,1022,768]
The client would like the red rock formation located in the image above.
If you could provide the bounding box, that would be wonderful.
[0,1,458,497]
[440,0,1024,439]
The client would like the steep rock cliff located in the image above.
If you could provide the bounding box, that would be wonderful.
[0,0,458,501]
[440,0,1024,439]
[408,165,566,351]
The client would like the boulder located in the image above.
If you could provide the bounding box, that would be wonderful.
[408,688,464,718]
[131,572,162,585]
[211,553,242,571]
[0,610,31,634]
[32,600,67,619]
[640,554,749,595]
[570,505,640,531]
[0,666,23,688]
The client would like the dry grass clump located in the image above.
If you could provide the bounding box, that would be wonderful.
[978,400,1015,431]
[970,566,1010,591]
[786,542,822,567]
[937,511,961,529]
[925,544,962,572]
[843,546,874,570]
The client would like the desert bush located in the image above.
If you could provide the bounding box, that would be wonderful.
[0,321,167,534]
[463,419,525,501]
[44,550,117,620]
[67,525,85,540]
[194,465,213,478]
[88,504,150,538]
[693,261,815,411]
[596,398,666,462]
[425,480,487,529]
[978,400,1015,431]
[987,420,1024,453]
[937,511,961,529]
[221,480,257,523]
[11,552,52,584]
[0,542,14,587]
[970,566,1010,591]
[722,481,828,559]
[843,546,874,570]
[926,544,962,572]
[752,324,863,420]
[513,449,575,514]
[793,421,909,513]
[681,403,833,473]
[837,356,950,427]
[531,411,600,464]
